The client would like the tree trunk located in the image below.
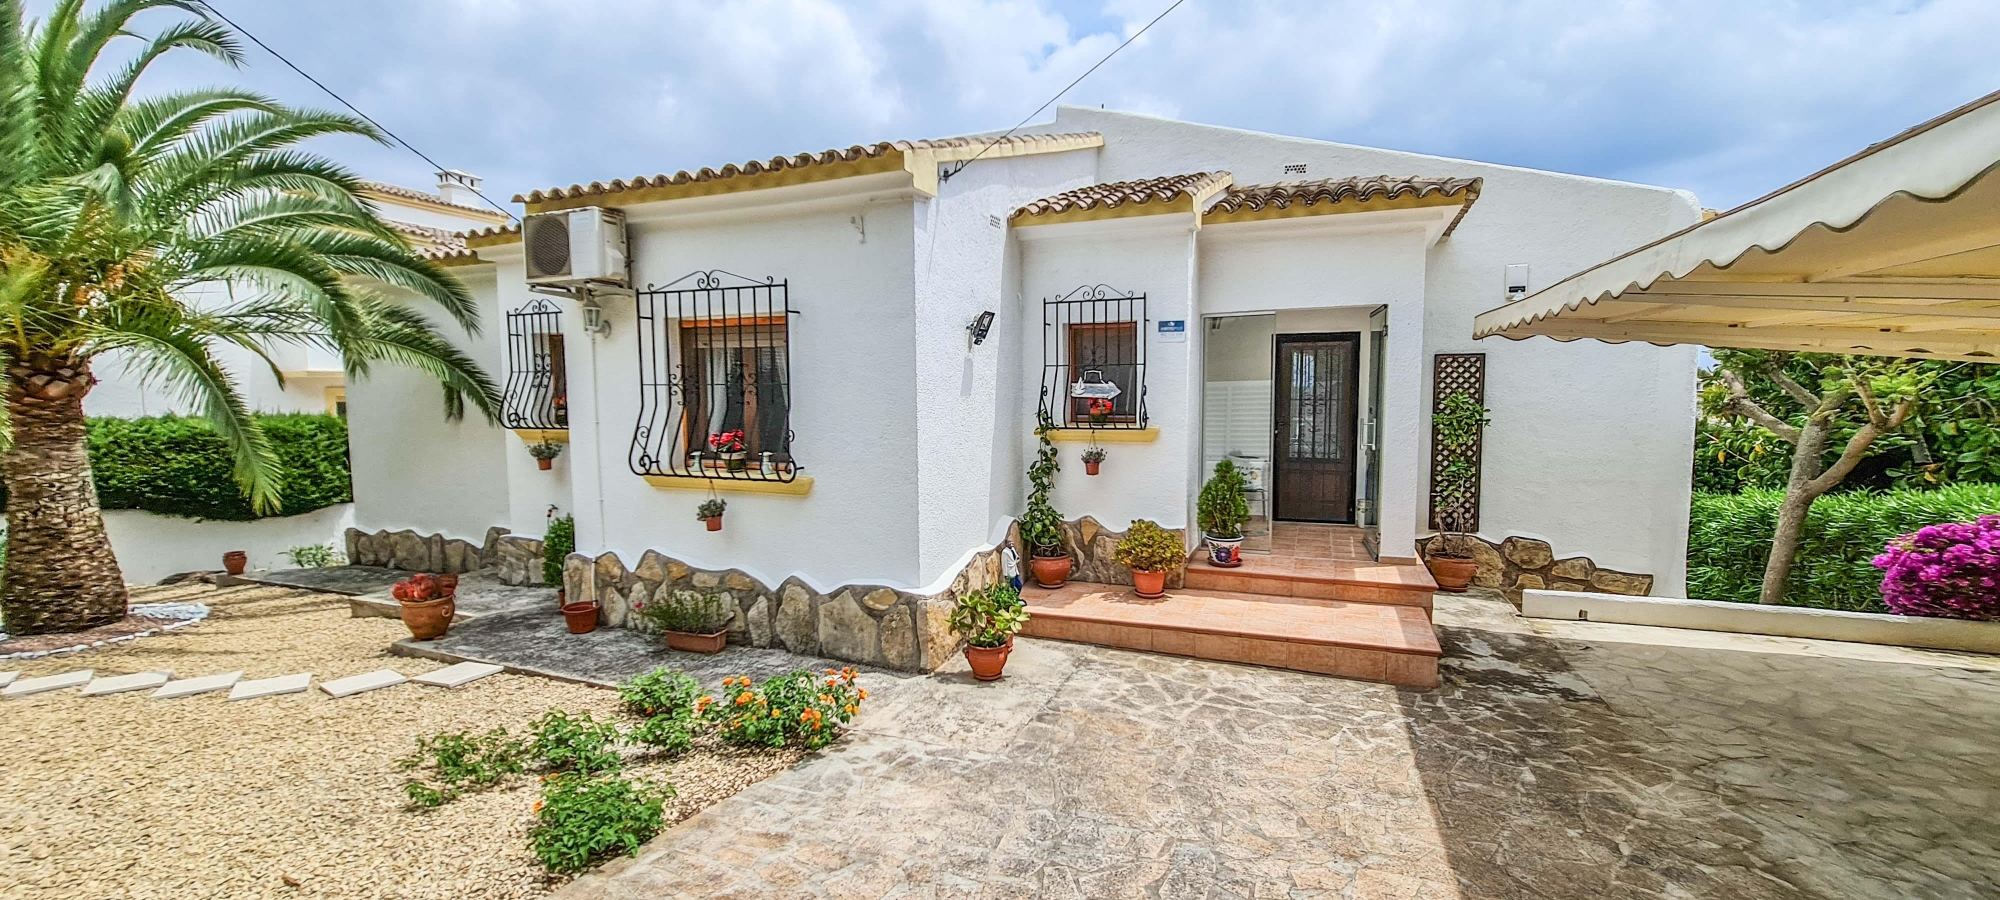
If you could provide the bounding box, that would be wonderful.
[0,354,128,634]
[1759,414,1831,605]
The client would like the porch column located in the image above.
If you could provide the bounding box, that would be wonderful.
[1376,301,1425,564]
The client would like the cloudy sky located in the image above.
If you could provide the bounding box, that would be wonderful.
[98,0,2000,213]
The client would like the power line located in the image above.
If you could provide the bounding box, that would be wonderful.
[941,0,1188,182]
[194,1,520,223]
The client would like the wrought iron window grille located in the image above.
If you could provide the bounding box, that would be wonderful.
[630,270,802,483]
[502,297,569,430]
[1039,285,1148,429]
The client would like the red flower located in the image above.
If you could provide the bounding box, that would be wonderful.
[708,430,746,452]
[1087,398,1113,417]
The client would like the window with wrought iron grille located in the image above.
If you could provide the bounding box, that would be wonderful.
[630,271,800,482]
[502,298,568,430]
[1039,285,1147,429]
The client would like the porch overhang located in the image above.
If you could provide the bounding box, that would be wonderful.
[1473,89,2000,363]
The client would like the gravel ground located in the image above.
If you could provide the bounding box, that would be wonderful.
[0,584,804,900]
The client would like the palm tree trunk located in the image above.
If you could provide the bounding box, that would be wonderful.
[1758,414,1832,605]
[0,355,127,634]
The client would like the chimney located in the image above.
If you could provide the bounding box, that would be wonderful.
[436,169,483,207]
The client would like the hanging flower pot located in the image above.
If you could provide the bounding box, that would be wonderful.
[1082,447,1105,477]
[527,440,564,471]
[697,498,727,532]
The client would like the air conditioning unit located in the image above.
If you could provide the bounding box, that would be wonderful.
[523,207,627,286]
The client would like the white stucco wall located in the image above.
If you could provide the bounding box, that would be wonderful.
[1016,216,1199,534]
[485,249,577,540]
[1024,107,1702,592]
[103,503,355,584]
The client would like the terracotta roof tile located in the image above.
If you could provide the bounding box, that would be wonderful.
[418,223,519,264]
[1205,176,1483,235]
[516,132,1102,206]
[360,180,509,220]
[1011,173,1233,222]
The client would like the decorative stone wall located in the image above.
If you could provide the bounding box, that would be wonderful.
[1008,516,1187,589]
[564,544,1010,673]
[1420,534,1653,603]
[345,526,547,586]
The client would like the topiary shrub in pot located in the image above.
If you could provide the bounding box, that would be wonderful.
[633,589,734,653]
[1197,460,1250,567]
[949,584,1030,681]
[1113,519,1183,599]
[1873,515,2000,619]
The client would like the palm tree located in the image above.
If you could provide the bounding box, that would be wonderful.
[0,0,501,634]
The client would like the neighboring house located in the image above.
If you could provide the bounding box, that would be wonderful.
[84,170,510,419]
[344,107,1701,676]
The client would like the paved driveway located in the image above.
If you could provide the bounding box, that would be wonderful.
[560,594,2000,900]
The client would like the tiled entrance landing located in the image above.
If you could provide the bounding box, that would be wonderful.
[1187,524,1437,615]
[1021,582,1440,687]
[1268,522,1374,561]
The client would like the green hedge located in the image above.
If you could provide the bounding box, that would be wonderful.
[1687,485,2000,612]
[87,413,353,521]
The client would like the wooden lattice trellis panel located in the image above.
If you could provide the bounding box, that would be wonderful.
[1429,353,1487,531]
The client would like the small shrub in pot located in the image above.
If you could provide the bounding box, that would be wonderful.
[948,584,1030,681]
[633,589,734,653]
[1113,519,1182,599]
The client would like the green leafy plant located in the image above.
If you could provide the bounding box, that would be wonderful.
[543,513,575,587]
[633,589,732,635]
[527,709,625,776]
[626,714,695,756]
[395,727,527,808]
[1428,392,1490,558]
[706,669,866,750]
[79,414,354,522]
[1112,520,1184,573]
[527,440,565,462]
[616,667,704,719]
[1197,460,1250,540]
[696,498,726,521]
[1021,413,1066,556]
[1081,447,1106,464]
[282,542,345,568]
[948,583,1030,649]
[1688,484,2000,612]
[529,773,671,874]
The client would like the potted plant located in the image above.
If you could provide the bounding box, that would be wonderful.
[392,573,457,640]
[1022,414,1071,587]
[633,589,733,653]
[528,440,564,471]
[1112,519,1182,599]
[222,549,248,576]
[1081,446,1106,476]
[697,498,727,532]
[949,584,1029,681]
[1425,392,1490,592]
[1197,460,1250,567]
[708,430,747,471]
[1086,398,1113,426]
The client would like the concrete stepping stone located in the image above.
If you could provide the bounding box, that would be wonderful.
[0,671,16,688]
[411,662,504,689]
[81,670,173,697]
[3,670,93,698]
[319,669,406,699]
[227,673,312,701]
[155,671,243,699]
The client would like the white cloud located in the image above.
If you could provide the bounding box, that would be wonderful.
[56,0,2000,209]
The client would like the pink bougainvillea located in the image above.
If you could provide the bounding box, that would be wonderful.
[1872,516,2000,620]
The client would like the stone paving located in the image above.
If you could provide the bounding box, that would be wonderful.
[553,592,2000,900]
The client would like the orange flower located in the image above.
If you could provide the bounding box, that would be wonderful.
[857,688,869,700]
[771,708,782,718]
[533,800,544,813]
[818,694,833,704]
[736,692,753,706]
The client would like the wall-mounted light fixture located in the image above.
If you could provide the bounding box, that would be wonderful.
[581,298,612,337]
[966,310,996,347]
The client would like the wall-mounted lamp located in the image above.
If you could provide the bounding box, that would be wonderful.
[966,310,996,347]
[581,299,612,337]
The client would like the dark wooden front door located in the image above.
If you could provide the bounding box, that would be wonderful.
[1273,333,1359,523]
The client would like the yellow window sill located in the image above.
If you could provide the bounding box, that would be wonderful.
[512,428,569,444]
[641,474,814,496]
[1046,427,1160,443]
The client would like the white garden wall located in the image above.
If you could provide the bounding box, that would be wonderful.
[103,503,355,584]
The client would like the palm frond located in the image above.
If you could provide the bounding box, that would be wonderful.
[349,296,502,423]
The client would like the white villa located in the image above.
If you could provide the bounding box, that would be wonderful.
[337,107,1704,685]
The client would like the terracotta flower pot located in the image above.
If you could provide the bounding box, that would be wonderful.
[1085,461,1100,476]
[537,457,553,471]
[557,588,567,609]
[1029,553,1071,589]
[1131,568,1167,599]
[1427,555,1476,593]
[665,629,728,653]
[562,601,600,634]
[963,637,1014,681]
[222,550,248,576]
[704,516,723,532]
[399,595,453,640]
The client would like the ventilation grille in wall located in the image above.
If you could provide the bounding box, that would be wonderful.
[502,298,568,430]
[630,270,802,483]
[1429,352,1487,531]
[1283,163,1309,175]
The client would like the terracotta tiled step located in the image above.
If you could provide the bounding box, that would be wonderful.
[1186,553,1437,617]
[1021,582,1441,688]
